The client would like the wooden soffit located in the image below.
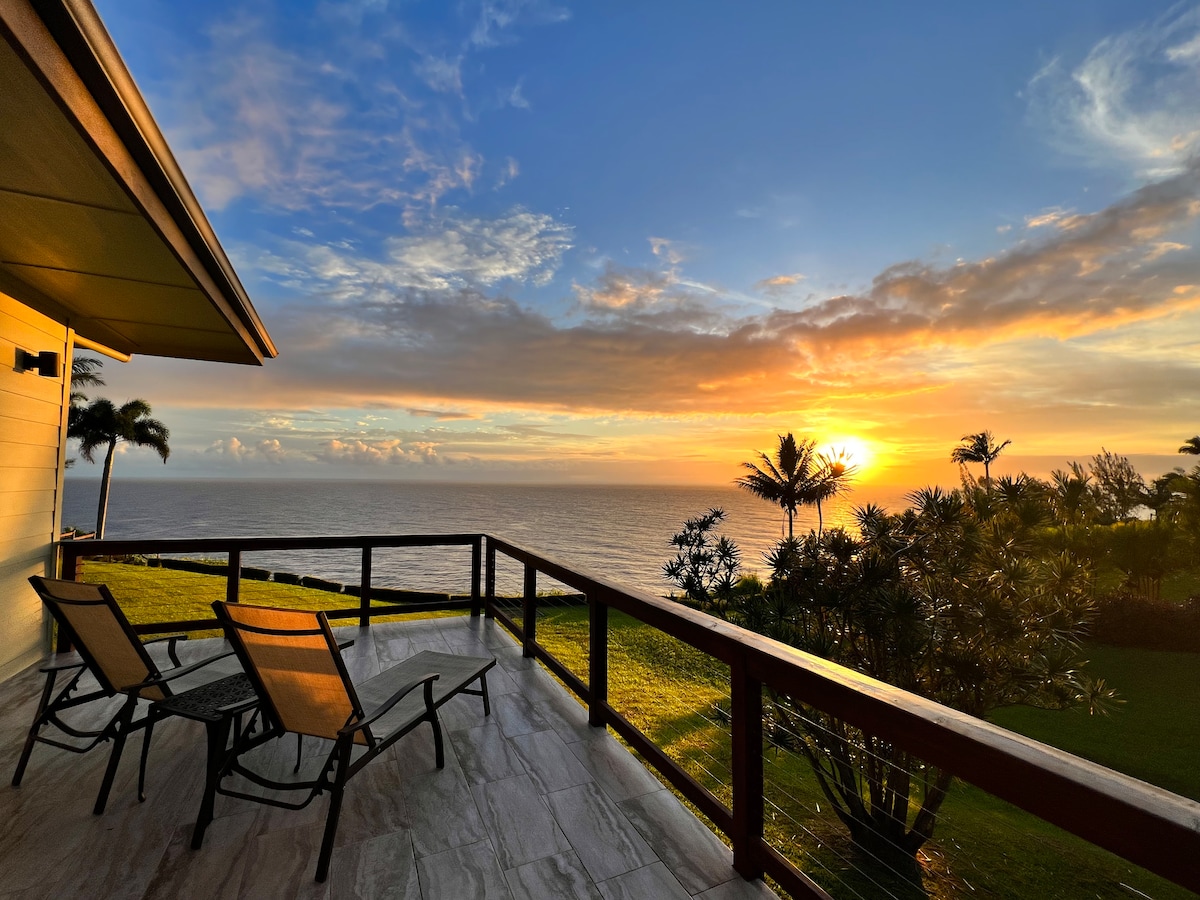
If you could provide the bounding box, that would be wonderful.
[0,0,277,364]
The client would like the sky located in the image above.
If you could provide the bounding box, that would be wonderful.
[77,0,1200,487]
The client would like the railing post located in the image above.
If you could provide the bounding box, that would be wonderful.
[226,549,241,604]
[522,562,537,658]
[485,541,496,619]
[588,597,608,727]
[56,543,78,652]
[470,536,482,617]
[731,655,765,880]
[359,545,372,628]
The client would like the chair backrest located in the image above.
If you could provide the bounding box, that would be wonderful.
[213,602,365,744]
[28,576,164,700]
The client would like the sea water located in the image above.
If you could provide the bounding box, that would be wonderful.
[62,479,913,596]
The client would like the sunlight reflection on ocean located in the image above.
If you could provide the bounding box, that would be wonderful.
[63,480,914,596]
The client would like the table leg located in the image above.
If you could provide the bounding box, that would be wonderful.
[191,715,233,849]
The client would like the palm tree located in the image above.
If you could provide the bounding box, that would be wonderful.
[950,431,1011,492]
[65,356,104,469]
[68,399,169,538]
[810,449,858,534]
[1179,436,1200,455]
[737,434,855,536]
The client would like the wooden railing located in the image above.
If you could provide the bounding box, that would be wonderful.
[58,533,1200,898]
[59,534,483,638]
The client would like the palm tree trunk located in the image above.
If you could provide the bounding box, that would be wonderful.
[96,439,117,539]
[816,499,824,535]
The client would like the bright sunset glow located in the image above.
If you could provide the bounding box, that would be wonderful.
[818,438,875,480]
[77,3,1200,489]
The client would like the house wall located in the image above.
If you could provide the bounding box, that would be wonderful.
[0,291,69,681]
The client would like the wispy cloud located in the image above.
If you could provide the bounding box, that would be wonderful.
[154,4,565,217]
[1027,5,1200,177]
[264,207,572,293]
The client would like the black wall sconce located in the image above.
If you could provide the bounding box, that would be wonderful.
[16,349,62,378]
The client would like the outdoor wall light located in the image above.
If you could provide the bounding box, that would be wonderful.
[16,349,61,378]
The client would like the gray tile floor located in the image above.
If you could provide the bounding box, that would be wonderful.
[0,615,778,899]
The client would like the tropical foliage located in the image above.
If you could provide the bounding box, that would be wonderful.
[949,430,1010,490]
[68,398,170,538]
[665,485,1113,873]
[736,433,856,535]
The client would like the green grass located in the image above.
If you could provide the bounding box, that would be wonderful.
[82,564,1197,898]
[991,645,1200,801]
[80,560,464,638]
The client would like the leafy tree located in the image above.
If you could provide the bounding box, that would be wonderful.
[68,399,169,538]
[662,508,742,613]
[65,356,104,469]
[736,433,856,536]
[1179,436,1200,455]
[1089,449,1146,524]
[949,430,1011,492]
[1050,463,1095,532]
[666,487,1112,876]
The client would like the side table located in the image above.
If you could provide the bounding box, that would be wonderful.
[145,672,259,849]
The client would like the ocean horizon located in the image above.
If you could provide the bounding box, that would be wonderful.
[63,478,916,596]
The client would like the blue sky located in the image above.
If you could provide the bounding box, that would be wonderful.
[80,0,1200,485]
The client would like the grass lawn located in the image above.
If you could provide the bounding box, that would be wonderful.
[82,564,1197,898]
[79,560,463,638]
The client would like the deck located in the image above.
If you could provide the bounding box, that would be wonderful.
[0,615,778,900]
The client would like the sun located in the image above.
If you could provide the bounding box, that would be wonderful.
[818,436,874,477]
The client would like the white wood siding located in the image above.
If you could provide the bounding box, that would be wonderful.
[0,292,68,681]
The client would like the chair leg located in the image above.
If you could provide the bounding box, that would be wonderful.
[93,696,137,815]
[315,740,352,883]
[11,672,57,787]
[137,713,157,803]
[480,673,491,717]
[430,713,445,769]
[294,732,304,774]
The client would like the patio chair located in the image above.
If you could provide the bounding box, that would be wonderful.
[209,601,495,882]
[13,576,241,814]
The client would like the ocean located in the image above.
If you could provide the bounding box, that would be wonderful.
[62,479,913,597]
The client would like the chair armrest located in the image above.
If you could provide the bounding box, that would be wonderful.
[337,672,440,736]
[120,649,238,693]
[145,633,187,668]
[39,657,87,674]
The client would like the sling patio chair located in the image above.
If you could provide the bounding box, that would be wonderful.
[207,601,496,882]
[14,576,243,814]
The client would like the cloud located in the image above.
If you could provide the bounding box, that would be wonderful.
[406,407,478,420]
[313,438,439,465]
[275,208,572,293]
[1026,6,1200,177]
[413,55,464,94]
[469,0,571,49]
[754,273,806,297]
[138,160,1200,427]
[204,437,290,463]
[154,3,566,217]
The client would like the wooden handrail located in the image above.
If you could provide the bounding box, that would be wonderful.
[55,531,1200,895]
[481,533,1200,897]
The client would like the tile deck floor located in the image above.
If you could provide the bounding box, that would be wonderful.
[0,615,779,900]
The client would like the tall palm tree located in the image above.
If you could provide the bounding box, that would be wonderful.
[65,356,104,469]
[738,433,816,538]
[950,431,1011,492]
[68,399,169,538]
[1179,436,1200,455]
[737,434,856,536]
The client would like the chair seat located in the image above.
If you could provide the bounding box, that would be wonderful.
[356,651,495,739]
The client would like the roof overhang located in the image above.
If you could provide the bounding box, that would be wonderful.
[0,0,277,365]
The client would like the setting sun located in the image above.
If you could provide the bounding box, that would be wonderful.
[818,436,874,478]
